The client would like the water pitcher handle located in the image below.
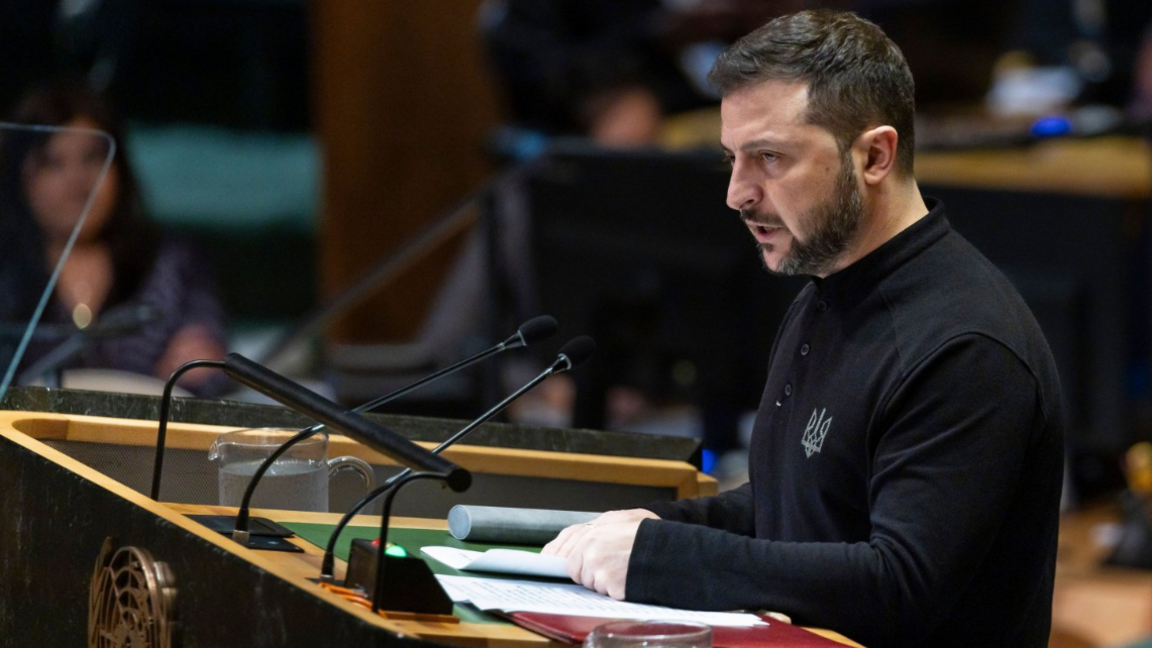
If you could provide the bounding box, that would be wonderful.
[327,455,376,492]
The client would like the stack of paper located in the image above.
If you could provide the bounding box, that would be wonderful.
[436,574,768,627]
[422,546,570,579]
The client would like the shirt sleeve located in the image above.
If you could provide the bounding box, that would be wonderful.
[625,334,1058,646]
[642,483,756,536]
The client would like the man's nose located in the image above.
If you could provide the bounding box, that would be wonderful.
[726,162,759,212]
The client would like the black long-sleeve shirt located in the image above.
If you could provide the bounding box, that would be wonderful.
[630,200,1065,648]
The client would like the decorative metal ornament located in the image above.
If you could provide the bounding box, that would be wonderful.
[88,537,176,648]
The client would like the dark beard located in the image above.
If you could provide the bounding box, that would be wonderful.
[761,150,865,277]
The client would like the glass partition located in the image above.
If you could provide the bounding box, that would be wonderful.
[0,122,117,401]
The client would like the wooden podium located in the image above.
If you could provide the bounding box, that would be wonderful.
[0,392,719,646]
[0,390,861,647]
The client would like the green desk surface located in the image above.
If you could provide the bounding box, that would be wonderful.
[282,521,548,624]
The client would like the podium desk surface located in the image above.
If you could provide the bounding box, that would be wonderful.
[164,504,863,648]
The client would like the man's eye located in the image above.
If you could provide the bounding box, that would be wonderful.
[721,155,734,168]
[761,152,778,163]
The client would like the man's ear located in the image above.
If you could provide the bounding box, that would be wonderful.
[858,126,898,185]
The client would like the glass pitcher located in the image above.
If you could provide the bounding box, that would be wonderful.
[208,428,375,512]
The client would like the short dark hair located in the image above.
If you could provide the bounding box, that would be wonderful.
[709,10,916,175]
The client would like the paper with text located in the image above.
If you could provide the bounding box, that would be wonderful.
[436,574,767,626]
[422,546,570,579]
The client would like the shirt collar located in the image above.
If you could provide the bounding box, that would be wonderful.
[810,197,950,302]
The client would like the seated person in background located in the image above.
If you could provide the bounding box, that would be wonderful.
[0,82,227,394]
[544,11,1064,648]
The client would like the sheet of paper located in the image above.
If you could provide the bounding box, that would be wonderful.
[436,574,767,627]
[422,546,570,579]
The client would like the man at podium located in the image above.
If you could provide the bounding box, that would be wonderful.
[544,10,1065,648]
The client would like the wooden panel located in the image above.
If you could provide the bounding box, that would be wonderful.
[1,412,711,499]
[0,424,418,646]
[312,0,501,342]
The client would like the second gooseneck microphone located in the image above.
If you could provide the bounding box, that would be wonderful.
[319,335,597,581]
[224,316,558,541]
[346,315,558,415]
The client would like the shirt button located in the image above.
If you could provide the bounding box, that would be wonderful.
[800,344,810,356]
[816,301,828,312]
[784,383,793,396]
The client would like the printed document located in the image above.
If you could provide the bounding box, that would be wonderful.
[436,574,767,627]
[423,541,571,576]
[422,546,570,579]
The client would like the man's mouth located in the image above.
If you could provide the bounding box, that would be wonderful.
[746,220,786,243]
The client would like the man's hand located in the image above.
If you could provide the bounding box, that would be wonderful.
[541,509,659,600]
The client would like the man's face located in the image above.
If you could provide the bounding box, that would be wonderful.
[721,80,865,277]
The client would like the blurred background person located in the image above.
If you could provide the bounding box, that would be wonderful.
[1130,25,1152,121]
[480,0,789,148]
[0,82,228,395]
[479,0,1030,150]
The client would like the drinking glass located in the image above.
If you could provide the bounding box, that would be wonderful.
[584,620,712,648]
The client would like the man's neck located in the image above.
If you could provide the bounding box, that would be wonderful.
[824,177,928,277]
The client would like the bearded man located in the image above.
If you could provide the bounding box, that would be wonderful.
[544,10,1065,648]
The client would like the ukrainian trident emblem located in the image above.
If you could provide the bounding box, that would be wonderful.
[801,408,832,458]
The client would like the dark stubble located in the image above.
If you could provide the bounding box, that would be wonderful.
[744,149,865,277]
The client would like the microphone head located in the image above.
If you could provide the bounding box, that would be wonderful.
[517,315,559,347]
[557,336,596,369]
[445,466,473,493]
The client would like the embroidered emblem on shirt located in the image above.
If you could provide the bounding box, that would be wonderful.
[801,408,832,458]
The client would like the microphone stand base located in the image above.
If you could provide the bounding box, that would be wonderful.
[185,515,303,552]
[344,538,453,614]
[187,514,296,538]
[235,534,304,553]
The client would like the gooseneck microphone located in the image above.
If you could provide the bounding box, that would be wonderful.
[379,335,596,487]
[362,336,595,612]
[219,353,471,542]
[348,315,558,412]
[319,335,597,582]
[222,316,557,541]
[148,316,555,503]
[150,358,226,500]
[17,302,163,386]
[0,301,161,340]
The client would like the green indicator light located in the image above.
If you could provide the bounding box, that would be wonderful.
[384,543,408,558]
